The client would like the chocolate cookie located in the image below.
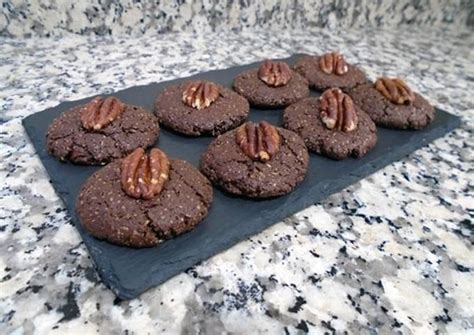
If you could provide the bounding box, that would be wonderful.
[283,89,377,160]
[200,121,309,198]
[47,96,159,165]
[154,80,249,136]
[294,52,367,91]
[233,60,310,108]
[76,148,213,248]
[349,78,435,129]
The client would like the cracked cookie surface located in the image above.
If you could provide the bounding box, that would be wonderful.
[283,97,377,160]
[294,55,367,91]
[76,159,213,248]
[200,126,309,198]
[233,69,309,108]
[349,83,435,129]
[155,81,249,136]
[46,103,159,165]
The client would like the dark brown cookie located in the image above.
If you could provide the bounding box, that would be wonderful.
[76,157,213,248]
[154,81,249,136]
[233,64,310,108]
[46,98,159,165]
[283,96,377,160]
[294,54,367,91]
[200,122,309,198]
[349,82,435,129]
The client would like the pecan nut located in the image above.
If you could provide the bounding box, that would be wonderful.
[182,81,220,110]
[121,148,170,200]
[80,96,125,131]
[235,121,281,162]
[258,60,292,87]
[375,77,415,105]
[319,88,358,132]
[319,52,349,75]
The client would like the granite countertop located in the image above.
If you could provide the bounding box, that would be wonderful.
[0,27,473,334]
[1,0,472,37]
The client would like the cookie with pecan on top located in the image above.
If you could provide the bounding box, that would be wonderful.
[233,60,310,108]
[349,78,435,129]
[200,121,309,198]
[76,148,213,248]
[46,96,159,165]
[283,88,377,160]
[154,80,249,136]
[294,52,368,91]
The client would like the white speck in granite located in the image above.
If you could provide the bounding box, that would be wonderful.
[0,26,473,334]
[382,276,443,332]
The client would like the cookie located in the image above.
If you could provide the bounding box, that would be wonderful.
[200,121,309,198]
[233,60,310,108]
[349,78,435,129]
[294,52,367,91]
[46,96,159,165]
[76,148,213,248]
[154,80,249,136]
[283,89,377,160]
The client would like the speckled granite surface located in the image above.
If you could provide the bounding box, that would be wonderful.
[0,27,473,334]
[1,0,473,37]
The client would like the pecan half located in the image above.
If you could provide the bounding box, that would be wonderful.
[121,148,170,200]
[319,88,358,132]
[375,77,415,105]
[319,52,349,75]
[258,60,292,87]
[182,81,220,110]
[80,96,125,131]
[235,121,281,162]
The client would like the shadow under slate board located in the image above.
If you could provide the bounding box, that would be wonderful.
[22,54,461,299]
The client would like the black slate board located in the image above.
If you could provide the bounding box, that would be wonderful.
[22,55,461,299]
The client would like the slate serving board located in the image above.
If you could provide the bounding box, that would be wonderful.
[22,55,461,299]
